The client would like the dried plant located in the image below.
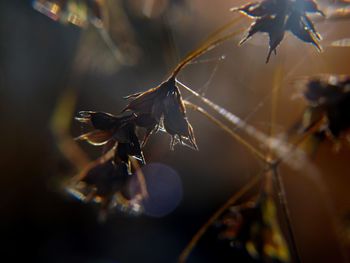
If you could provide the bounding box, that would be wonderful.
[233,0,324,62]
[42,0,350,262]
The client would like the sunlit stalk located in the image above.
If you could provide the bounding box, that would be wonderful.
[268,66,284,158]
[199,16,242,47]
[178,80,304,169]
[184,101,268,163]
[271,166,301,263]
[171,26,244,78]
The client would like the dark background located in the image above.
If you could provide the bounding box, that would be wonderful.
[1,0,350,262]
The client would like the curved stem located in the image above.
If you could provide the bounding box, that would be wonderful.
[178,173,262,263]
[171,26,244,78]
[200,17,243,48]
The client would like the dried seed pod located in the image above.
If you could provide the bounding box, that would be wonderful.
[233,0,323,62]
[75,111,145,162]
[124,77,198,150]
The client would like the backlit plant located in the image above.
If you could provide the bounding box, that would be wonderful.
[37,0,350,262]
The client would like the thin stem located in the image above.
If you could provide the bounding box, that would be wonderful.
[171,26,244,78]
[268,66,284,159]
[184,101,268,164]
[199,16,243,47]
[271,166,302,263]
[178,173,262,263]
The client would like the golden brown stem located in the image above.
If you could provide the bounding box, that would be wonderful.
[171,23,244,78]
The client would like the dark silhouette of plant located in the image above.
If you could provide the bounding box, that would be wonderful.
[123,77,197,150]
[233,0,324,62]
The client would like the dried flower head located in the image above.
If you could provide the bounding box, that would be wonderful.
[75,111,144,162]
[218,194,290,262]
[233,0,324,62]
[67,110,148,220]
[32,0,104,27]
[123,77,198,150]
[301,74,350,140]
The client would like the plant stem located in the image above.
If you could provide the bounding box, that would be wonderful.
[271,166,301,263]
[200,17,243,47]
[178,80,300,168]
[171,25,244,78]
[184,100,268,164]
